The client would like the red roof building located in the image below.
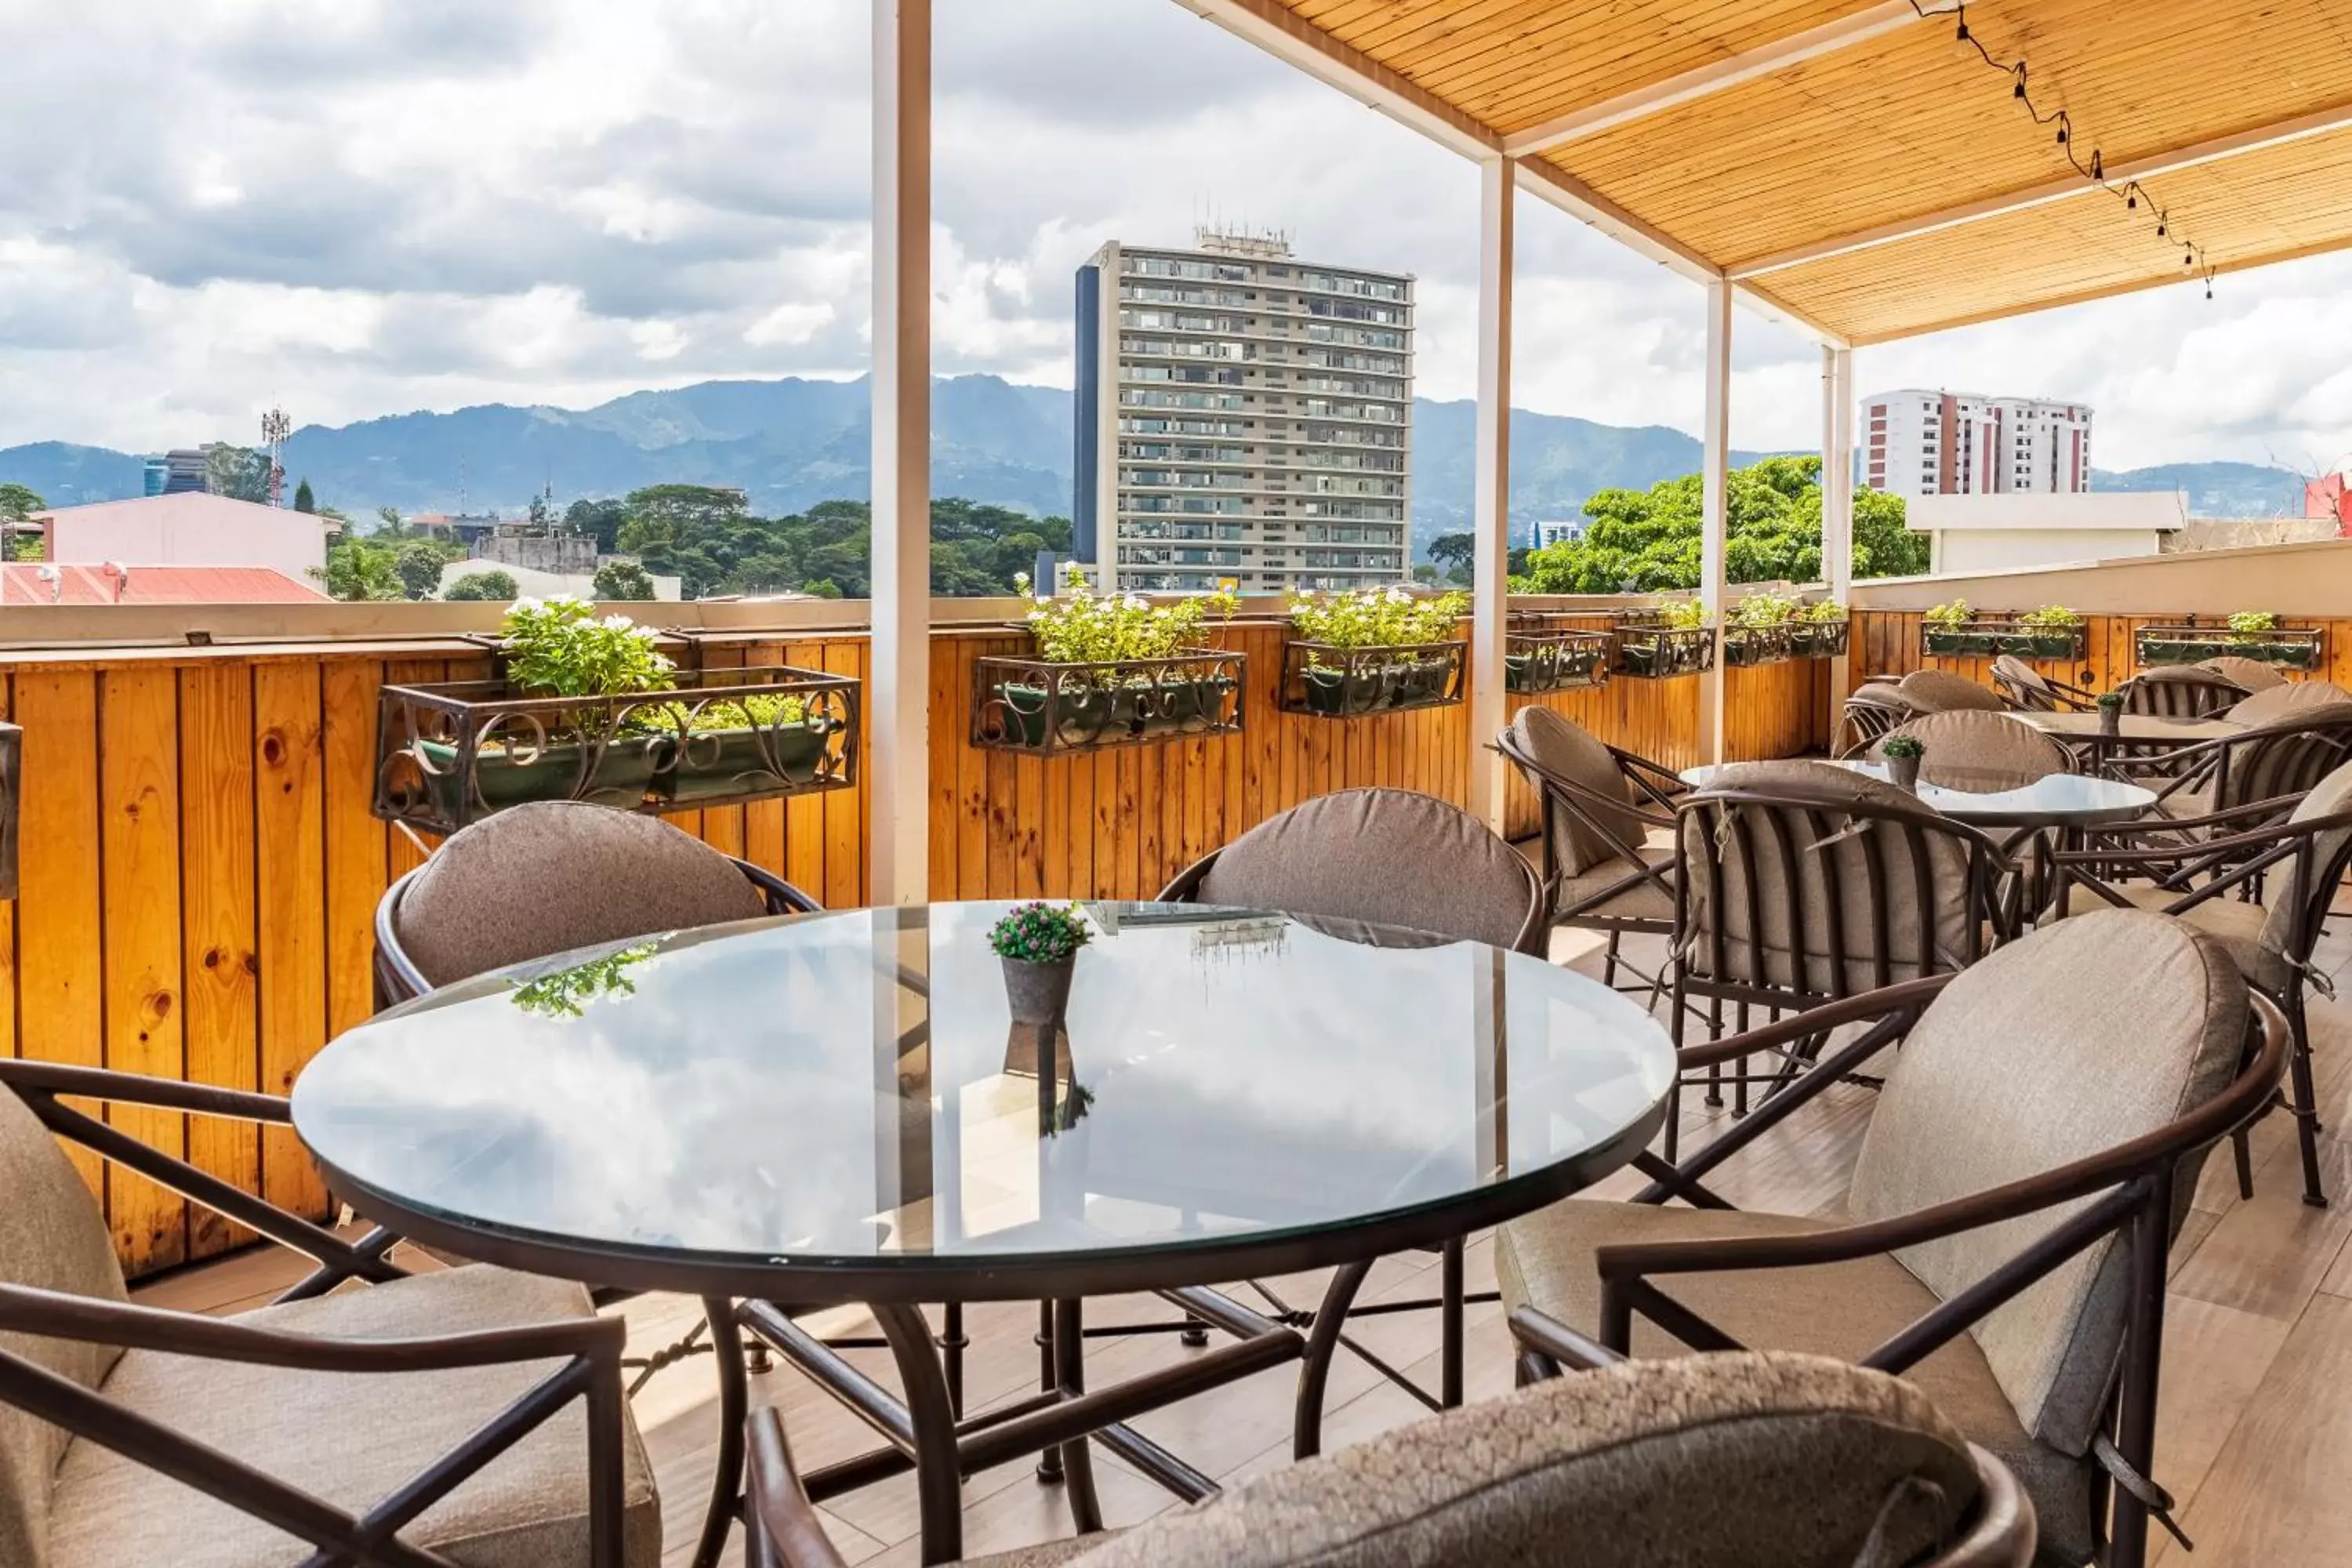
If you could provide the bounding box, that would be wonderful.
[0,563,327,605]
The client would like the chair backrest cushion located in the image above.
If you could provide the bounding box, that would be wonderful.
[2198,655,2286,692]
[1508,707,1646,877]
[2226,679,2352,726]
[1896,669,2006,713]
[1678,761,1979,995]
[1868,710,2073,793]
[1064,1352,1984,1568]
[0,1087,132,1568]
[1192,787,1541,953]
[1848,911,2248,1455]
[2119,666,2245,719]
[1990,654,2057,710]
[2218,701,2352,811]
[2260,759,2352,964]
[390,800,768,988]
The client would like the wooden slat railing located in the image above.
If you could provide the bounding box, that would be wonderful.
[1845,611,2352,699]
[0,614,1820,1277]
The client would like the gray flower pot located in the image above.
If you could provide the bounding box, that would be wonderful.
[1886,753,1922,792]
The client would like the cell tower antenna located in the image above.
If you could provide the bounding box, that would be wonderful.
[260,404,292,508]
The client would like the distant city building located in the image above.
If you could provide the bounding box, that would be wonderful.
[2307,471,2351,535]
[1531,518,1585,550]
[143,449,208,496]
[1861,390,2092,499]
[1904,490,2181,574]
[31,492,332,585]
[1074,228,1414,593]
[407,512,504,550]
[1,562,325,605]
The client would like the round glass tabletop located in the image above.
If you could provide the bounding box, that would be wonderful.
[293,902,1677,1303]
[1680,759,2156,826]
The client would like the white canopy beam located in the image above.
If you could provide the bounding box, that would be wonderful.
[1698,279,1733,765]
[1469,154,1516,833]
[870,0,931,906]
[1821,345,1856,697]
[1729,97,2352,280]
[1501,1,1926,157]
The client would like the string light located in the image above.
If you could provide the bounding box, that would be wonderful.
[1915,2,2213,298]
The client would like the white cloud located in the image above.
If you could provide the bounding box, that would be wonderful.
[0,0,2339,484]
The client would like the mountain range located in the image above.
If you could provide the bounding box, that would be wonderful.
[0,376,2313,544]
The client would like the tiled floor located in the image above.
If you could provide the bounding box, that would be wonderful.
[136,918,2352,1565]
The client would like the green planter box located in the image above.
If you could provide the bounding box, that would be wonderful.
[2134,626,2322,670]
[418,735,662,821]
[662,719,840,806]
[993,676,1234,750]
[1790,620,1850,659]
[973,649,1247,755]
[1504,631,1610,694]
[1922,625,2083,660]
[1724,626,1795,667]
[1613,626,1715,679]
[1281,640,1466,717]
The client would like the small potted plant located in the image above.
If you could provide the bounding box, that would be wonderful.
[1285,586,1469,716]
[991,901,1093,1027]
[1879,732,1926,792]
[2096,690,2125,738]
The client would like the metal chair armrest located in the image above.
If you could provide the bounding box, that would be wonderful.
[1507,1306,1625,1376]
[746,1407,853,1568]
[0,1058,291,1123]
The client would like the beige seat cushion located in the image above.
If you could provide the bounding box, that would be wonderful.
[1868,710,2073,793]
[2226,681,2352,725]
[2197,655,2286,693]
[1509,707,1650,876]
[1067,1352,1983,1568]
[1557,842,1677,924]
[1897,669,2006,713]
[0,1091,133,1568]
[47,1266,662,1568]
[2119,666,2246,719]
[1193,787,1542,954]
[394,800,768,987]
[2058,884,2286,993]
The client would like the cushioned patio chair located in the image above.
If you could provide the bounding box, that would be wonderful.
[373,799,819,1007]
[1501,911,2288,1568]
[1898,668,2009,714]
[1833,681,1920,758]
[1668,760,2016,1148]
[744,1351,2037,1567]
[2226,678,2352,725]
[0,1059,659,1568]
[2111,665,2248,720]
[1494,707,1688,991]
[2122,702,2352,833]
[1866,710,2074,793]
[2055,759,2352,1208]
[2196,655,2287,693]
[1156,786,1548,1412]
[1992,655,2096,713]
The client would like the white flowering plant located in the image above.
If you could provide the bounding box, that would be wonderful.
[1287,586,1468,651]
[1019,564,1238,664]
[501,595,675,697]
[1730,592,1796,629]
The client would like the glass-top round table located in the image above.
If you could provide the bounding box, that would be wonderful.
[1679,758,2156,827]
[294,900,1676,1566]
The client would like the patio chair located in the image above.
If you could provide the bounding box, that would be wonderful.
[2226,678,2352,725]
[1865,710,2074,793]
[2197,655,2287,693]
[1156,787,1546,1413]
[1668,760,2015,1145]
[1493,707,1688,992]
[1832,681,1919,758]
[2111,665,2248,720]
[1992,655,2096,713]
[373,799,819,1006]
[2055,758,2352,1208]
[1501,911,2288,1568]
[744,1351,2037,1567]
[2125,703,2352,829]
[1898,668,2009,714]
[0,1058,659,1568]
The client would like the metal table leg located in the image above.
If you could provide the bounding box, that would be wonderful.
[689,1295,748,1568]
[1293,1260,1372,1459]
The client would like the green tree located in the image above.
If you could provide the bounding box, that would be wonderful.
[201,443,274,503]
[1426,532,1475,585]
[292,478,316,514]
[445,569,520,601]
[314,538,405,601]
[0,481,45,523]
[376,506,403,533]
[395,540,452,600]
[591,559,657,601]
[801,577,843,599]
[564,497,629,552]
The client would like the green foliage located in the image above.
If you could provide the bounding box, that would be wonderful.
[565,497,629,552]
[1518,456,1926,593]
[2228,610,2281,640]
[592,559,658,601]
[2018,604,2082,630]
[643,692,810,734]
[1655,599,1708,630]
[987,902,1093,965]
[201,442,274,503]
[2097,691,2125,710]
[0,481,45,523]
[1879,734,1926,759]
[395,539,458,600]
[1925,600,1972,630]
[1426,531,1475,585]
[314,537,405,601]
[802,577,843,599]
[1289,586,1468,649]
[511,943,659,1018]
[1799,599,1846,623]
[445,569,519,601]
[1022,564,1237,662]
[9,533,43,561]
[1731,591,1795,628]
[501,595,673,697]
[292,478,316,514]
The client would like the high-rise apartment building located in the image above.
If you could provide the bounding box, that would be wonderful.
[1074,230,1413,593]
[1861,390,2092,499]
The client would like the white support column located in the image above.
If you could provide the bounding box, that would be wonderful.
[1468,153,1516,832]
[1697,278,1733,764]
[1821,345,1856,698]
[870,0,931,906]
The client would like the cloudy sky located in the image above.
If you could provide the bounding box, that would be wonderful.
[2,0,2347,474]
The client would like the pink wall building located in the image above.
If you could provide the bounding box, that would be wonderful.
[34,492,333,584]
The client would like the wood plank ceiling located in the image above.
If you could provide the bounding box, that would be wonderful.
[1254,0,2352,342]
